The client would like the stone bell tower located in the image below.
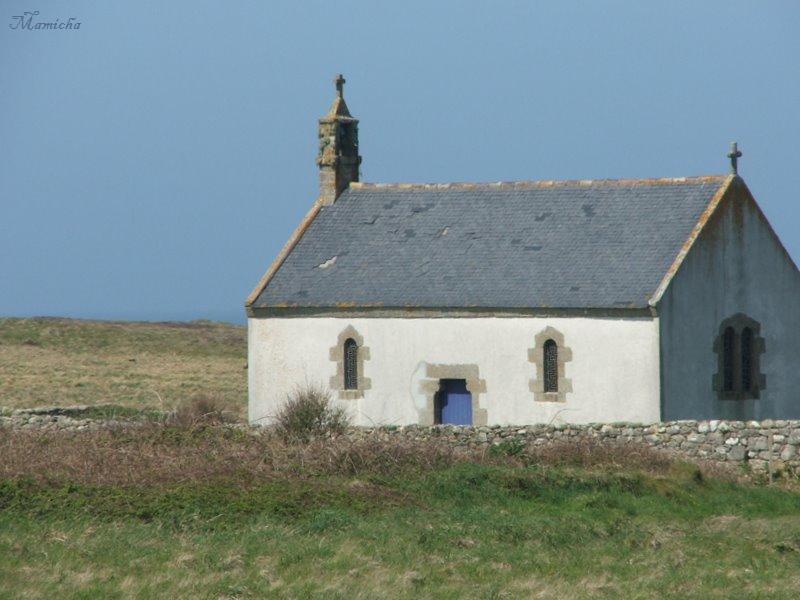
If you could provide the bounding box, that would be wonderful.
[317,74,361,205]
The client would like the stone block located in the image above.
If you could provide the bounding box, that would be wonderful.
[727,446,746,461]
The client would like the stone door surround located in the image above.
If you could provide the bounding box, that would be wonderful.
[417,363,487,426]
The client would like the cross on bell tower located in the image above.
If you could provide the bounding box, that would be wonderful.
[727,142,742,175]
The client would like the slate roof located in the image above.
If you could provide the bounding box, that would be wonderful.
[250,176,730,310]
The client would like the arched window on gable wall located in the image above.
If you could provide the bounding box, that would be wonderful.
[722,326,736,392]
[543,339,558,393]
[741,327,754,392]
[343,338,358,390]
[714,315,765,400]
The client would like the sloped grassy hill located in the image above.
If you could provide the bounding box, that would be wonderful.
[0,317,246,415]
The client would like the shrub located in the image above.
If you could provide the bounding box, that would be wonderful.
[171,394,232,427]
[274,386,349,442]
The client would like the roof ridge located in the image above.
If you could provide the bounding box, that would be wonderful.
[349,175,728,191]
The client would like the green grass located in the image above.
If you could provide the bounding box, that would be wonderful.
[3,460,800,598]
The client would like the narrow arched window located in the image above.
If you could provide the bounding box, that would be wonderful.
[722,326,735,392]
[344,338,358,390]
[741,327,753,392]
[543,339,558,393]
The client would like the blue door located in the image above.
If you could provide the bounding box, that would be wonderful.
[438,379,473,425]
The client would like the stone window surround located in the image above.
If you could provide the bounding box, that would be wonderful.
[528,326,573,403]
[417,363,488,426]
[713,313,766,400]
[329,325,371,399]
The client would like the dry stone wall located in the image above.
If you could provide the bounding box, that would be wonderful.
[347,420,800,475]
[0,406,146,431]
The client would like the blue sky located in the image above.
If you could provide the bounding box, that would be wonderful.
[1,1,798,323]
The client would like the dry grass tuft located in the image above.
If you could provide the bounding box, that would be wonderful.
[0,427,476,486]
[526,437,741,481]
[170,394,235,427]
[528,438,675,472]
[0,425,739,488]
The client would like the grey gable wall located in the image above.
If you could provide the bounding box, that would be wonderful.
[659,178,800,420]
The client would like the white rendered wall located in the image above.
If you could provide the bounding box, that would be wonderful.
[248,316,661,426]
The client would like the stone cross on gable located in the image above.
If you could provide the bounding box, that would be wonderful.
[335,74,345,98]
[727,141,742,175]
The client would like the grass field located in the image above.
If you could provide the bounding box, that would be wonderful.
[0,317,246,417]
[3,317,800,598]
[2,428,800,598]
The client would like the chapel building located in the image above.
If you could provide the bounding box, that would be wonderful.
[245,76,800,426]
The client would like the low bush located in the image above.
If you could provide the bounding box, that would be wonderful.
[273,386,349,441]
[170,394,233,427]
